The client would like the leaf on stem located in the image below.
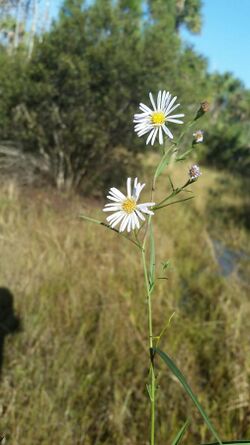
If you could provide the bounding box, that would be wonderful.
[79,214,141,249]
[154,348,223,445]
[79,214,102,225]
[154,196,194,211]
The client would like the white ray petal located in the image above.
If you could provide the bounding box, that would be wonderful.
[146,129,155,145]
[149,92,157,111]
[139,103,152,113]
[110,187,126,200]
[133,212,140,229]
[106,211,123,223]
[134,112,150,118]
[165,102,180,115]
[135,208,145,221]
[138,206,154,215]
[107,195,121,202]
[157,90,162,109]
[137,127,152,137]
[162,124,173,139]
[137,202,155,209]
[134,116,150,124]
[104,202,122,207]
[127,216,132,232]
[151,127,159,145]
[110,213,126,228]
[158,126,163,145]
[167,113,184,118]
[135,123,152,132]
[134,184,144,200]
[165,96,177,114]
[134,122,149,129]
[131,213,136,230]
[160,90,167,109]
[164,92,172,110]
[103,205,121,212]
[120,214,129,232]
[127,177,131,198]
[166,118,184,124]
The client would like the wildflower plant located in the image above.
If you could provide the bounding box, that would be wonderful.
[80,91,245,445]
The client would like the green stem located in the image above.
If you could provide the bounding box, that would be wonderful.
[153,178,193,209]
[141,237,155,445]
[153,196,194,211]
[141,133,194,443]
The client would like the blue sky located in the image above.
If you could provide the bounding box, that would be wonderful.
[50,0,250,89]
[181,0,250,88]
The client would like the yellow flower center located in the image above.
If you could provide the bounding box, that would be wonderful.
[122,198,136,214]
[151,111,165,126]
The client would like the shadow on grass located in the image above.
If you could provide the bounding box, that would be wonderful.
[0,287,20,376]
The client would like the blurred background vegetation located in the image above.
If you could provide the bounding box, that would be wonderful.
[0,1,249,444]
[0,0,249,192]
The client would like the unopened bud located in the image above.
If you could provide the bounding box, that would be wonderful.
[201,101,210,112]
[195,101,210,120]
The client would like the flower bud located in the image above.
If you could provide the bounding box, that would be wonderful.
[195,101,210,120]
[189,164,202,181]
[193,130,204,144]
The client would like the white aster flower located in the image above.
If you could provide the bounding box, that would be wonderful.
[103,178,155,233]
[133,90,184,145]
[189,164,202,180]
[193,130,204,143]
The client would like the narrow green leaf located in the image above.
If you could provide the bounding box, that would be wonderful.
[79,214,102,225]
[149,221,155,290]
[155,348,222,445]
[79,214,142,249]
[171,420,189,445]
[201,442,250,445]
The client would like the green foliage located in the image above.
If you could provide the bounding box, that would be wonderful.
[202,73,250,176]
[0,0,208,193]
[0,0,248,192]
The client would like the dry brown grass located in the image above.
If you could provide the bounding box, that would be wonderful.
[0,163,249,444]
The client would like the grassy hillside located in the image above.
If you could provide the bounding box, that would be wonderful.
[0,161,249,445]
